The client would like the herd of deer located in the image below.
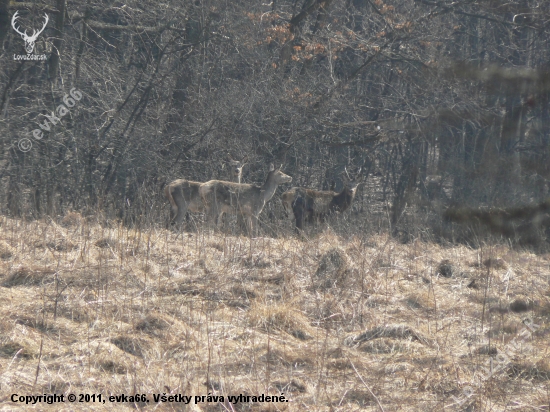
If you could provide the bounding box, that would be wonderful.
[165,157,364,236]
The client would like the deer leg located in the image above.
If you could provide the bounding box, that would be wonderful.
[172,193,188,227]
[216,211,225,230]
[244,215,253,237]
[251,215,258,237]
[236,212,246,235]
[167,203,177,228]
[292,196,305,232]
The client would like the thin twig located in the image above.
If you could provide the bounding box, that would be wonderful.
[348,358,385,412]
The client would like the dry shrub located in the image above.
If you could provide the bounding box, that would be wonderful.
[0,240,14,260]
[248,301,313,340]
[2,266,56,287]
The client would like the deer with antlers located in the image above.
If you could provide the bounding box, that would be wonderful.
[165,156,247,228]
[12,11,49,54]
[281,167,363,231]
[200,163,292,236]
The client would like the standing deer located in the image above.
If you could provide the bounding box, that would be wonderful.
[200,163,292,236]
[165,157,246,228]
[281,167,363,231]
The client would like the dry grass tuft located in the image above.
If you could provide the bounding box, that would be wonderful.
[475,345,498,355]
[94,237,117,248]
[248,301,313,340]
[46,238,77,252]
[273,378,308,393]
[436,259,457,277]
[340,389,376,407]
[0,239,15,260]
[346,325,430,346]
[358,337,420,354]
[510,297,533,312]
[109,335,150,358]
[60,211,84,227]
[2,265,56,287]
[406,290,436,310]
[135,313,176,336]
[242,255,271,268]
[313,247,348,289]
[508,358,550,381]
[483,257,508,269]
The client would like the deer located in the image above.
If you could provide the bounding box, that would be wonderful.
[199,163,292,236]
[281,167,363,231]
[165,156,246,228]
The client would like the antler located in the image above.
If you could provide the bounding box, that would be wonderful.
[344,166,351,180]
[29,13,49,41]
[11,11,28,38]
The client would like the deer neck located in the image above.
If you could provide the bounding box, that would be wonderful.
[332,188,354,210]
[260,173,278,203]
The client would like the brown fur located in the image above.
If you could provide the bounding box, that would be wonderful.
[165,158,246,228]
[282,174,363,231]
[200,164,292,236]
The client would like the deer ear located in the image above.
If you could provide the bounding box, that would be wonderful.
[269,163,275,171]
[241,155,249,163]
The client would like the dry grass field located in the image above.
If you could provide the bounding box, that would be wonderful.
[0,213,549,411]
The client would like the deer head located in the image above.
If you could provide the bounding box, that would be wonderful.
[343,166,363,192]
[12,11,49,54]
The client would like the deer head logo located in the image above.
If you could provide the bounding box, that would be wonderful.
[12,11,49,54]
